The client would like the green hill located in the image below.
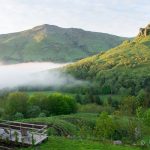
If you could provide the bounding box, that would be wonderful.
[0,24,127,63]
[65,24,150,95]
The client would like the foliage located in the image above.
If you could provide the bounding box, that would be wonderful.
[18,112,150,147]
[5,92,28,118]
[27,106,41,118]
[136,89,150,108]
[78,103,114,114]
[28,93,48,110]
[143,109,150,126]
[120,96,138,115]
[95,112,116,140]
[1,92,77,119]
[78,103,103,113]
[47,93,77,115]
[14,112,24,120]
[39,112,46,117]
[65,36,150,95]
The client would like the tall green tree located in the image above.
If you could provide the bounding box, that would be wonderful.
[143,109,150,126]
[95,112,116,140]
[121,96,138,115]
[5,92,29,118]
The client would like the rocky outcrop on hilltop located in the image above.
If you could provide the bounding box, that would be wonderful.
[139,24,150,37]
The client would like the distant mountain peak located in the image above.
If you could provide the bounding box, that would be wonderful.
[0,24,127,64]
[138,23,150,37]
[32,24,59,31]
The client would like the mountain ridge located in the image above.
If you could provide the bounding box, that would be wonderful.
[0,24,127,64]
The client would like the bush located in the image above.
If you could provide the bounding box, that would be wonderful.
[95,112,116,140]
[2,92,77,119]
[28,93,48,110]
[5,92,28,118]
[14,112,24,120]
[120,96,138,115]
[47,93,77,115]
[143,109,150,126]
[78,103,103,113]
[48,127,58,136]
[28,92,77,116]
[0,108,4,118]
[39,112,46,118]
[27,106,41,118]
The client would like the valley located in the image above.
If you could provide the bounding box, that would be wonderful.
[0,14,150,150]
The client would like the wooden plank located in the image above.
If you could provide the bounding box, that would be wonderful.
[0,146,13,150]
[0,120,48,146]
[0,121,46,129]
[0,124,42,131]
[1,120,47,128]
[0,129,48,146]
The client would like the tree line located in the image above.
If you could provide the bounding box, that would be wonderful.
[0,92,77,120]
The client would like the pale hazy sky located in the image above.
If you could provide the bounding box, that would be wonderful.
[0,0,150,37]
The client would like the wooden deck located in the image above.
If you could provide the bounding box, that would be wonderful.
[0,120,48,146]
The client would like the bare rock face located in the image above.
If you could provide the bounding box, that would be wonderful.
[138,24,150,37]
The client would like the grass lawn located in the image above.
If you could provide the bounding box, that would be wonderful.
[21,136,141,150]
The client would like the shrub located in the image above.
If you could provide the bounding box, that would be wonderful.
[143,109,150,126]
[14,112,24,120]
[47,93,77,115]
[27,106,41,118]
[78,103,103,113]
[28,93,48,110]
[0,108,4,118]
[95,112,116,140]
[5,92,28,118]
[120,96,138,115]
[48,127,58,136]
[39,112,46,118]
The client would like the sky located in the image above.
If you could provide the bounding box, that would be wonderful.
[0,0,150,37]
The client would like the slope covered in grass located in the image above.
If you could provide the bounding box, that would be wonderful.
[65,34,150,94]
[23,136,140,150]
[0,24,127,63]
[20,113,142,150]
[21,113,97,136]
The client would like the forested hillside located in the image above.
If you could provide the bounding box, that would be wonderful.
[0,24,127,63]
[66,25,150,95]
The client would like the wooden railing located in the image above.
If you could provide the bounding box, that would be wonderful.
[0,120,48,146]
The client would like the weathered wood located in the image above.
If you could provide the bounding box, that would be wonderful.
[0,120,48,146]
[0,146,13,150]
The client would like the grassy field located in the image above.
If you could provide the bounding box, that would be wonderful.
[20,113,98,137]
[21,136,141,150]
[19,113,149,150]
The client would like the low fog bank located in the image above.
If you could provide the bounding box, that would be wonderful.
[0,62,82,90]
